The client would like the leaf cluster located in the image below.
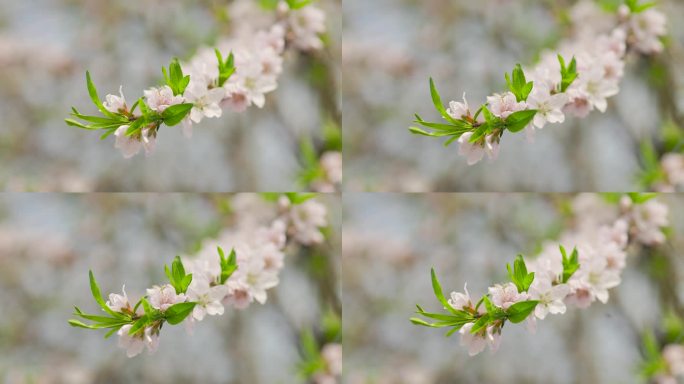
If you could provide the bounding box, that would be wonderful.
[162,58,190,96]
[165,256,193,294]
[218,246,238,284]
[558,54,578,93]
[559,245,580,283]
[215,50,236,87]
[507,254,535,292]
[505,64,533,102]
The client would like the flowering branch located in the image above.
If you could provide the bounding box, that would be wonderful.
[409,0,667,165]
[65,0,326,158]
[69,250,234,355]
[69,193,329,357]
[411,193,669,356]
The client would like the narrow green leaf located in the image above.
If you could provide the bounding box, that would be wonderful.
[85,72,118,119]
[410,317,440,327]
[65,119,97,130]
[470,313,491,334]
[431,268,460,315]
[128,315,148,336]
[429,78,460,125]
[219,247,238,284]
[104,325,124,339]
[89,270,124,318]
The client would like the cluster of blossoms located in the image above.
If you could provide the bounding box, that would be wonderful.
[69,194,328,357]
[411,194,669,356]
[410,0,667,165]
[66,0,326,158]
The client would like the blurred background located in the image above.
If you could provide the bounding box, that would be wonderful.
[343,0,684,191]
[0,193,341,384]
[342,193,684,383]
[0,0,341,192]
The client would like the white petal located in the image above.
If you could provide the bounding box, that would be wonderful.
[548,93,569,109]
[190,107,204,123]
[595,289,609,303]
[533,113,547,129]
[548,300,566,314]
[252,94,266,108]
[535,304,549,320]
[203,104,223,119]
[594,98,608,113]
[192,305,206,321]
[546,109,565,124]
[551,284,571,300]
[205,301,225,316]
[210,285,231,301]
[207,88,227,103]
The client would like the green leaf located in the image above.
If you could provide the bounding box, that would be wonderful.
[505,64,534,102]
[445,326,462,337]
[505,109,537,133]
[468,122,490,143]
[483,296,495,314]
[628,192,658,204]
[626,0,657,13]
[104,325,124,339]
[125,112,148,137]
[560,246,580,283]
[219,247,238,284]
[285,193,318,205]
[469,313,491,334]
[431,268,460,315]
[216,50,236,87]
[69,110,126,125]
[128,315,149,336]
[161,103,194,127]
[165,302,197,325]
[286,0,314,9]
[414,114,471,132]
[85,72,118,119]
[167,256,192,294]
[141,297,154,315]
[68,319,103,329]
[507,255,535,292]
[65,118,98,130]
[638,139,664,189]
[99,127,118,140]
[300,329,320,360]
[89,270,125,318]
[506,300,539,323]
[429,78,461,125]
[414,304,474,325]
[558,55,578,93]
[73,307,131,325]
[410,317,439,327]
[163,58,190,96]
